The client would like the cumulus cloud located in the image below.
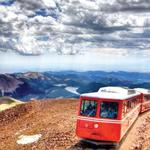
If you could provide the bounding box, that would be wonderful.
[0,0,150,57]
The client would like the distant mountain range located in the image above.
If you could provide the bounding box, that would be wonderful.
[0,71,150,101]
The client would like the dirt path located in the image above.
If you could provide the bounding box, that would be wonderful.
[0,99,149,150]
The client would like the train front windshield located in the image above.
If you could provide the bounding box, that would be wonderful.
[80,100,118,119]
[80,100,97,117]
[100,102,118,119]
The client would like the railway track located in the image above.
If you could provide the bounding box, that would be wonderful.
[69,139,119,150]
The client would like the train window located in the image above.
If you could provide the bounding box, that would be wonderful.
[134,98,140,104]
[144,96,150,101]
[122,102,127,118]
[80,100,97,117]
[123,98,140,118]
[127,101,132,112]
[126,98,139,113]
[100,102,118,119]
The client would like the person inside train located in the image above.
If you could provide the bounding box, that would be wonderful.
[84,102,96,117]
[100,102,118,119]
[101,109,108,118]
[107,107,117,119]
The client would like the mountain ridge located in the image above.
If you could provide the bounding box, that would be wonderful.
[0,71,150,101]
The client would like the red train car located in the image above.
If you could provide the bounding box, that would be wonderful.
[76,87,142,143]
[134,88,150,113]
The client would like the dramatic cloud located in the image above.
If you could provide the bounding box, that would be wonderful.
[0,0,150,57]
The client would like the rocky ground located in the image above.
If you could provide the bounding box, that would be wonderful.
[0,99,150,150]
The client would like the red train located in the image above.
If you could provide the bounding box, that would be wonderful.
[134,88,150,112]
[76,87,150,144]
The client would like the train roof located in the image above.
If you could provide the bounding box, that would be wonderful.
[81,86,140,100]
[134,88,150,94]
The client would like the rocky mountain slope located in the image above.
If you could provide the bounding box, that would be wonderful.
[0,99,150,150]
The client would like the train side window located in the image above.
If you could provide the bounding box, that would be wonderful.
[100,102,118,119]
[80,100,97,117]
[126,98,139,113]
[144,96,150,101]
[123,98,140,118]
[122,102,127,118]
[127,101,132,112]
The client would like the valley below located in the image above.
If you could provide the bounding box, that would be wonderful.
[1,71,150,101]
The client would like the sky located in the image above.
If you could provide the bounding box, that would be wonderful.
[0,0,150,73]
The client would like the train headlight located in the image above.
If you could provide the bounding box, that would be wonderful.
[94,123,99,128]
[85,123,88,128]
